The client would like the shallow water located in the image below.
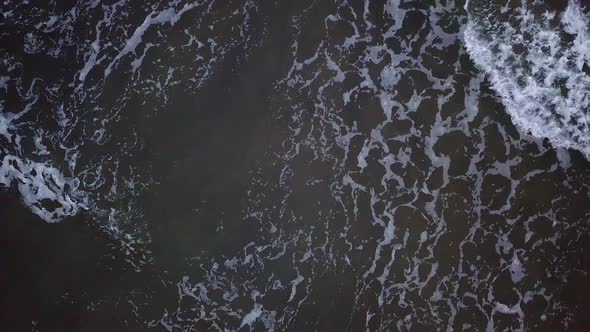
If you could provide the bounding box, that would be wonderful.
[1,0,590,331]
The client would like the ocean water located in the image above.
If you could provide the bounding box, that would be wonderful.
[1,0,590,331]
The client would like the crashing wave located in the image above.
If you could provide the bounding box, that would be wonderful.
[465,0,590,157]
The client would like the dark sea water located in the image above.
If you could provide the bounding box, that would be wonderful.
[1,0,590,331]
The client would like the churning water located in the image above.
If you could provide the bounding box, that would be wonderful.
[1,0,590,330]
[465,0,590,157]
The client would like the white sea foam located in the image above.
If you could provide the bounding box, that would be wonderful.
[240,303,263,329]
[0,99,87,222]
[0,155,87,222]
[465,0,590,157]
[104,2,199,78]
[1,0,244,228]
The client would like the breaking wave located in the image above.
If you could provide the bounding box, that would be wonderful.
[465,0,590,157]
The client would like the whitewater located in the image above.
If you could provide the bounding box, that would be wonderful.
[465,0,590,157]
[2,0,590,330]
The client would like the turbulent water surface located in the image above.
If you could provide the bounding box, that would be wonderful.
[1,0,590,331]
